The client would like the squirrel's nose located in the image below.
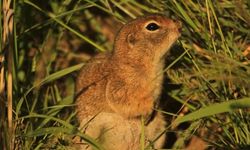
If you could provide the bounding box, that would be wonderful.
[173,20,182,32]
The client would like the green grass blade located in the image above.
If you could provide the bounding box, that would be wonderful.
[175,98,250,125]
[24,0,106,52]
[21,114,104,150]
[172,0,199,32]
[16,63,84,119]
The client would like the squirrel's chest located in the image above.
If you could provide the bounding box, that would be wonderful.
[132,63,165,95]
[146,61,165,98]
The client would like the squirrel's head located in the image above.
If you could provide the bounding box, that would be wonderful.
[114,14,181,60]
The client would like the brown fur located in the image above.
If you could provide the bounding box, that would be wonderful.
[75,14,181,150]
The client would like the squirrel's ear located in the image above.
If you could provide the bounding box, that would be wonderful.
[126,33,137,47]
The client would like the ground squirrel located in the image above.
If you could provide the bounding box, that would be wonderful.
[75,14,181,150]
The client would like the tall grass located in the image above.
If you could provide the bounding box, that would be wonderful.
[1,0,250,149]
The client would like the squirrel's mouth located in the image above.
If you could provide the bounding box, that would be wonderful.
[171,19,182,33]
[177,22,182,33]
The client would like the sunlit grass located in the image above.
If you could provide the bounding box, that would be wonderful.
[1,0,250,149]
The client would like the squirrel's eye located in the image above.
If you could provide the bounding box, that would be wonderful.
[145,23,160,31]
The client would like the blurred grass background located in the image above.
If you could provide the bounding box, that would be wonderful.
[1,0,250,149]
